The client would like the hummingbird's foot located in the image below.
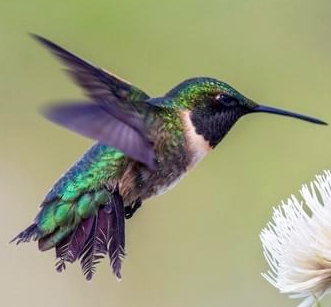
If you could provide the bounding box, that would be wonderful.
[125,199,142,219]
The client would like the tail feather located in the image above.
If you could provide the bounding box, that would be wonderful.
[79,189,125,280]
[55,216,94,272]
[10,224,41,244]
[39,225,75,251]
[109,191,125,279]
[12,187,126,280]
[79,215,100,280]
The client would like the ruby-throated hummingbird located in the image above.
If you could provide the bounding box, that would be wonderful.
[12,34,327,280]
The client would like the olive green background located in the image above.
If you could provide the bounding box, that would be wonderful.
[1,0,330,306]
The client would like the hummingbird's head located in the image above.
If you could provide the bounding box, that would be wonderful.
[166,77,327,148]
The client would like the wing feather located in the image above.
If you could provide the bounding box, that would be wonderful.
[32,34,156,169]
[42,101,155,169]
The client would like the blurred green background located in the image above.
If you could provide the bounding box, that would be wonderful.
[1,0,330,306]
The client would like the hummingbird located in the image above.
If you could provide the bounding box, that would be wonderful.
[12,34,327,281]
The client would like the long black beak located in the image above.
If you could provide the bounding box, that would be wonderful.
[252,105,328,125]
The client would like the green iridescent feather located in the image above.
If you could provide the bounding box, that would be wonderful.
[36,144,124,240]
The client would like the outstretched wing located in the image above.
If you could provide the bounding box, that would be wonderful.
[32,34,149,103]
[32,34,156,169]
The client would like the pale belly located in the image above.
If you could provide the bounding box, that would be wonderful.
[151,151,209,197]
[139,147,209,201]
[152,171,186,197]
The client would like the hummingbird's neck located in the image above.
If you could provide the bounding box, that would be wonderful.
[189,107,247,148]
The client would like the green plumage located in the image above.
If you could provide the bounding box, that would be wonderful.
[36,145,124,249]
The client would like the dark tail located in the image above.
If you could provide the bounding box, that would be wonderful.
[11,187,125,280]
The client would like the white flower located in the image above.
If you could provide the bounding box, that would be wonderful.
[260,170,331,307]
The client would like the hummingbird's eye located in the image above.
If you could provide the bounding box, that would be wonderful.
[215,93,237,106]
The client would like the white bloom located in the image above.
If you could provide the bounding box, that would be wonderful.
[260,170,331,307]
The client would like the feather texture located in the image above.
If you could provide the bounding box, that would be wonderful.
[55,216,94,272]
[108,190,125,279]
[10,224,40,244]
[12,185,126,280]
[31,34,157,169]
[41,101,156,169]
[48,188,126,280]
[79,214,102,280]
[30,34,149,103]
[78,189,125,280]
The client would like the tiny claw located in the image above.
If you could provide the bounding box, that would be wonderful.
[124,199,142,219]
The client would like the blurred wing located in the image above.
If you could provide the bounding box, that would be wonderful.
[42,101,156,169]
[31,34,149,103]
[33,34,157,169]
